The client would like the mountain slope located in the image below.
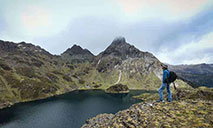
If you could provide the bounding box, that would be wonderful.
[74,37,191,90]
[0,40,83,108]
[169,64,213,88]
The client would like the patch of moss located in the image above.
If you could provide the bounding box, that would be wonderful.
[31,58,44,67]
[19,78,57,99]
[52,70,63,75]
[79,79,85,84]
[0,62,12,71]
[15,66,37,78]
[46,73,59,82]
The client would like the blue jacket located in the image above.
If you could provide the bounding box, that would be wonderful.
[163,69,170,83]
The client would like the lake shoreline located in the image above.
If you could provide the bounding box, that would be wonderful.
[0,88,157,110]
[0,89,146,128]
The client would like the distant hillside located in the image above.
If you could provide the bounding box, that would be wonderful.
[0,40,82,107]
[169,64,213,88]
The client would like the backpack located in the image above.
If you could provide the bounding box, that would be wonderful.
[168,71,177,83]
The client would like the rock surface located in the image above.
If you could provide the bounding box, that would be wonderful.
[82,100,213,128]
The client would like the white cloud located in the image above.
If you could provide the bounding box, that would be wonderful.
[0,0,118,40]
[157,32,213,64]
[115,0,211,21]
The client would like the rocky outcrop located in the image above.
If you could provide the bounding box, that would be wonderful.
[101,37,143,59]
[97,37,159,62]
[82,87,213,128]
[84,114,114,127]
[105,84,129,93]
[82,100,213,128]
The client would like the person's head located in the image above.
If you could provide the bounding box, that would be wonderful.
[161,64,168,70]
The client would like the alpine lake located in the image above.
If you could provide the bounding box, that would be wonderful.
[0,90,155,128]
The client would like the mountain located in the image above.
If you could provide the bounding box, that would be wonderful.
[74,37,191,90]
[61,44,94,63]
[0,38,191,108]
[169,64,213,88]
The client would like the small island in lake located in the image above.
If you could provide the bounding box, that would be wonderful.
[105,84,130,93]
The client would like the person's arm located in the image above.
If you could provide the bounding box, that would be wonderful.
[163,70,166,83]
[163,70,169,83]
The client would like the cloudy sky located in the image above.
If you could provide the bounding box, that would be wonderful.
[0,0,213,65]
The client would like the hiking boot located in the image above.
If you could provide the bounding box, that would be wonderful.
[167,98,172,102]
[167,100,172,102]
[156,99,164,103]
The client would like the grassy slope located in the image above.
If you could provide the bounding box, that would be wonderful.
[0,52,81,108]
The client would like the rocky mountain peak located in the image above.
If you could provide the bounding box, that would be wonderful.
[101,37,143,60]
[0,40,51,56]
[0,40,18,52]
[61,44,95,63]
[111,37,126,46]
[63,44,94,56]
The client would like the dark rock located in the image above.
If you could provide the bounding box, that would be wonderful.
[93,84,102,88]
[0,40,18,53]
[63,75,73,82]
[105,84,129,93]
[0,62,12,71]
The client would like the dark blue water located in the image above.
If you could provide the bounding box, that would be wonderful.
[0,90,151,128]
